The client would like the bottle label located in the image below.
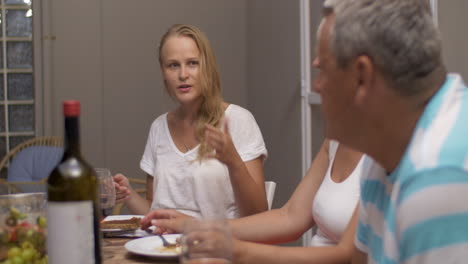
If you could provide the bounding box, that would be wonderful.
[47,201,97,264]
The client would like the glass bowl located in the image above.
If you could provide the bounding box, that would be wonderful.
[0,192,47,263]
[0,192,46,224]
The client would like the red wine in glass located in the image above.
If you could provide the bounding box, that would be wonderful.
[100,196,113,218]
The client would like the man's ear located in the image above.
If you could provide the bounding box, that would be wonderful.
[354,55,375,106]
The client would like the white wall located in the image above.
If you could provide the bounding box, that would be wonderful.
[438,0,468,81]
[246,0,303,211]
[99,0,248,176]
[44,0,249,177]
[246,0,303,245]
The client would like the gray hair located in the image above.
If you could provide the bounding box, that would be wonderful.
[323,0,445,96]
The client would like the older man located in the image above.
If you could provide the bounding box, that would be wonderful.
[314,0,468,263]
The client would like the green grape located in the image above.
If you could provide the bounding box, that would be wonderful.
[21,248,35,262]
[33,257,46,264]
[32,251,41,262]
[2,259,13,264]
[25,230,34,239]
[10,256,24,264]
[20,241,33,250]
[16,229,34,247]
[35,217,46,229]
[7,247,22,259]
[9,208,26,221]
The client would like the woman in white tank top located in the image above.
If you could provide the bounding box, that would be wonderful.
[142,139,381,263]
[310,140,362,246]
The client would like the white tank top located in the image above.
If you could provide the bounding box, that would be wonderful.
[310,140,364,246]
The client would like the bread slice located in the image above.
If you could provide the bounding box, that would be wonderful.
[101,217,141,230]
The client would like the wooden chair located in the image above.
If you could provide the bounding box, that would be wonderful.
[112,177,147,215]
[0,136,63,172]
[0,178,47,194]
[0,136,63,182]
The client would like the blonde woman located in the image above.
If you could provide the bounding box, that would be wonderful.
[114,24,268,218]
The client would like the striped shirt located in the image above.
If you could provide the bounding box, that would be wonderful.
[355,74,468,264]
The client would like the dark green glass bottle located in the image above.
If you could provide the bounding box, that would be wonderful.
[47,100,102,264]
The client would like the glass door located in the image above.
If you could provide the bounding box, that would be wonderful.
[0,0,36,177]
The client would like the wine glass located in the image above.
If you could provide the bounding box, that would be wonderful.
[95,168,116,218]
[180,219,233,264]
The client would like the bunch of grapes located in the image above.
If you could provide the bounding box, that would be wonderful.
[0,208,47,264]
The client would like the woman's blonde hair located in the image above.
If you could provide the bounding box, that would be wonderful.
[158,24,224,161]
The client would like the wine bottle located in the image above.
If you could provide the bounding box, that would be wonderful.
[47,100,102,264]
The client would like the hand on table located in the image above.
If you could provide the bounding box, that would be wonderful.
[140,209,193,234]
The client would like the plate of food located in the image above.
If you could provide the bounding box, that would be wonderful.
[100,215,144,236]
[124,234,182,258]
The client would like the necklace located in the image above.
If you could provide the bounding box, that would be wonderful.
[179,132,196,152]
[181,141,191,152]
[170,112,196,152]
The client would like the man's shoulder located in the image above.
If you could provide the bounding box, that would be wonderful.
[405,131,468,175]
[405,74,468,173]
[394,166,468,263]
[396,166,468,205]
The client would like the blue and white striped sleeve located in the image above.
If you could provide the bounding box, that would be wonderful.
[396,167,468,264]
[355,202,370,253]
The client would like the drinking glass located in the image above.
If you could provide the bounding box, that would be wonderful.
[95,168,115,218]
[180,219,233,264]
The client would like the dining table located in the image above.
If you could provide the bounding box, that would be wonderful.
[102,237,179,264]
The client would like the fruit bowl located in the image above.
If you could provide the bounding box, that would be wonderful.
[0,192,48,263]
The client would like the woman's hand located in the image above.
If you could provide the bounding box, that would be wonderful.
[205,119,240,167]
[206,118,268,216]
[113,173,132,203]
[140,209,193,234]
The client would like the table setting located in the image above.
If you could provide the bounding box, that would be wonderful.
[0,194,181,264]
[100,214,182,263]
[1,167,233,264]
[102,217,234,264]
[102,220,182,263]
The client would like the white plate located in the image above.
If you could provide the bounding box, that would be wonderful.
[125,234,182,258]
[101,215,145,236]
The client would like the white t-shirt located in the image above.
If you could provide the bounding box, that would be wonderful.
[140,104,268,219]
[310,140,366,246]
